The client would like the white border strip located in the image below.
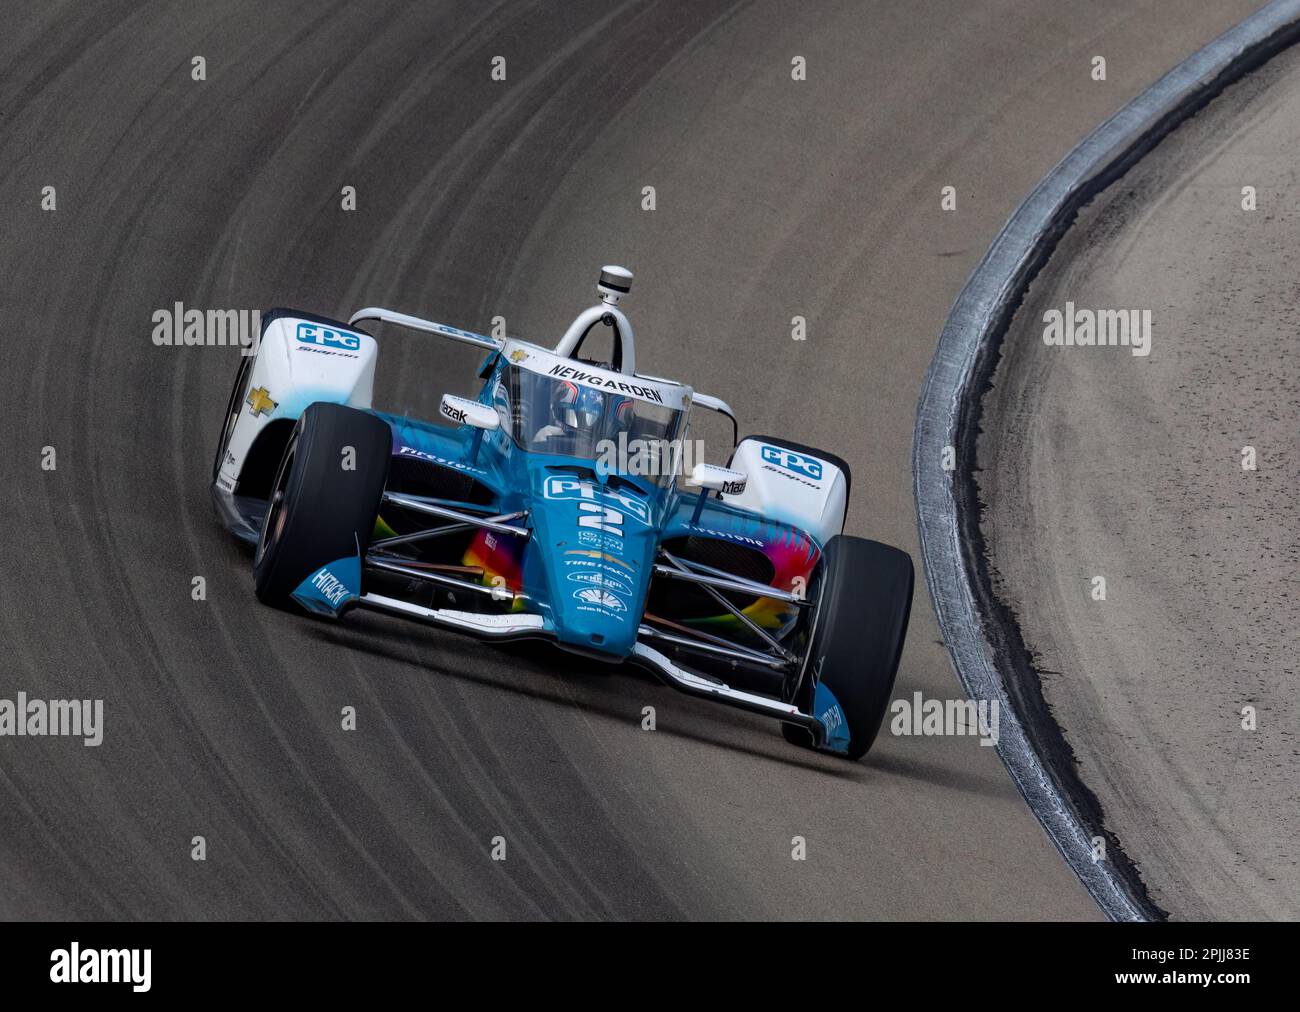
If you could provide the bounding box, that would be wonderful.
[912,0,1300,922]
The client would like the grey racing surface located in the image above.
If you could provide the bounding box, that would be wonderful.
[0,0,1264,918]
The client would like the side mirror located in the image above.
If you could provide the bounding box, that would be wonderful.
[688,462,747,497]
[440,393,499,431]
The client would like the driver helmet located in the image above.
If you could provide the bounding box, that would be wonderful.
[551,381,606,435]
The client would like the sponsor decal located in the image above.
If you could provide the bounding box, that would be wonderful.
[577,529,622,553]
[563,558,630,576]
[295,344,358,359]
[291,553,361,616]
[296,322,362,351]
[720,477,747,496]
[760,445,823,482]
[509,348,529,363]
[564,549,633,571]
[543,476,649,525]
[567,570,633,597]
[684,523,764,548]
[546,364,665,404]
[215,473,236,493]
[246,386,277,417]
[573,587,626,612]
[441,400,469,424]
[395,445,485,475]
[813,680,850,754]
[310,567,350,606]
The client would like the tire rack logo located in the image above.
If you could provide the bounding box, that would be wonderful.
[760,445,823,482]
[564,550,633,572]
[296,322,362,355]
[567,570,633,598]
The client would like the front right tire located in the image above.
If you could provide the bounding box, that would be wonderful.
[784,535,914,759]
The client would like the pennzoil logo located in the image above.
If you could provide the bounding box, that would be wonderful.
[567,570,633,597]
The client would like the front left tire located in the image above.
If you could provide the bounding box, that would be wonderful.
[253,402,392,609]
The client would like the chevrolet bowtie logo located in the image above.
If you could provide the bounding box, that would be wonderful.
[246,386,277,417]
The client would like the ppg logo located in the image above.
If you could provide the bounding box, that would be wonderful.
[761,445,823,481]
[296,322,362,350]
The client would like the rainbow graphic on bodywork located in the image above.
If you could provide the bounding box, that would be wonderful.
[685,525,820,637]
[462,528,527,610]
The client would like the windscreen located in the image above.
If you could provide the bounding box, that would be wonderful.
[494,364,688,485]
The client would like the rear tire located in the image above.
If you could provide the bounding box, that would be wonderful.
[253,402,392,609]
[783,535,913,759]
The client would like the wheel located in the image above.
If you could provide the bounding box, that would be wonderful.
[212,352,254,482]
[253,402,392,611]
[783,535,914,759]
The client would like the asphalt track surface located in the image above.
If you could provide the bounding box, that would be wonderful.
[0,0,1265,919]
[978,40,1300,921]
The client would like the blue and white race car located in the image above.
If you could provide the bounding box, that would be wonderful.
[211,267,913,759]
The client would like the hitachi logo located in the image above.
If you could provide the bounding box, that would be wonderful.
[311,567,350,606]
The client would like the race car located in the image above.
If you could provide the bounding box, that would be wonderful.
[211,266,913,759]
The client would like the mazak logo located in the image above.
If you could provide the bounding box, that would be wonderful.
[441,401,468,424]
[761,445,823,481]
[567,570,632,597]
[296,322,362,351]
[574,587,626,611]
